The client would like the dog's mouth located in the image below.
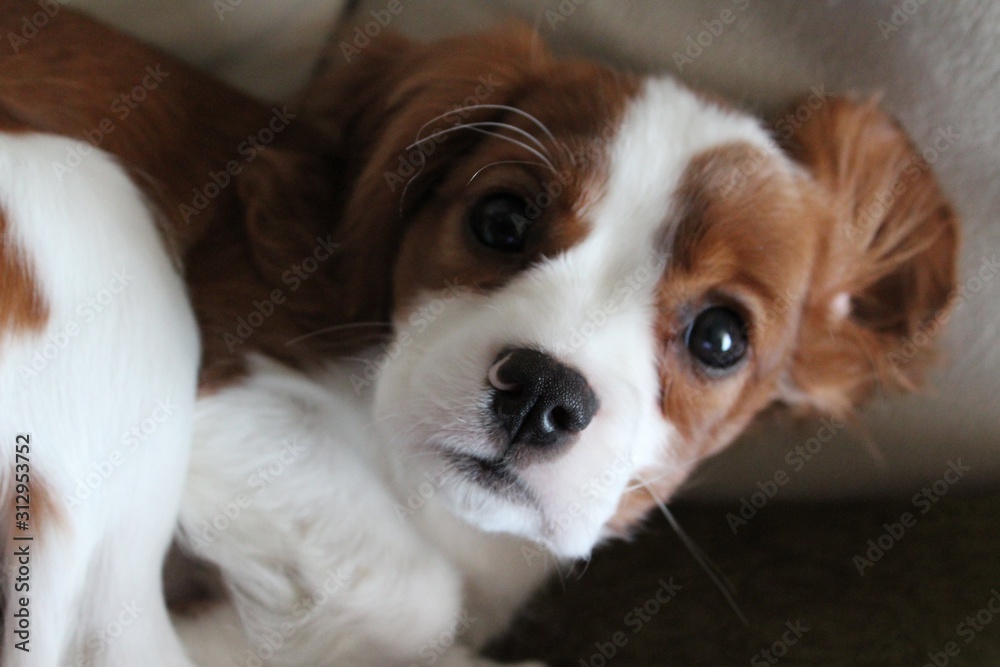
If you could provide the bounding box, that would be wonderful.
[443,451,535,503]
[423,441,613,557]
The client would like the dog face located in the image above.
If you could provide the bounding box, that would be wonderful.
[371,74,818,557]
[247,28,957,557]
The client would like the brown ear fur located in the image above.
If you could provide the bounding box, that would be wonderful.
[780,97,960,416]
[236,144,346,316]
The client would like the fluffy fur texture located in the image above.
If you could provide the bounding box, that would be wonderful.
[0,5,958,666]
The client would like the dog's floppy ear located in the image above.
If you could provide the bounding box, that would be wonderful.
[778,97,959,416]
[236,142,345,322]
[284,26,549,340]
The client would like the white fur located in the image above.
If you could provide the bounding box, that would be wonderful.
[174,78,779,665]
[0,134,199,666]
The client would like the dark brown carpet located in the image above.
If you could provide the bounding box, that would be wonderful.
[491,493,1000,666]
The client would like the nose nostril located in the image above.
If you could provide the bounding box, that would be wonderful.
[548,405,573,432]
[487,351,519,392]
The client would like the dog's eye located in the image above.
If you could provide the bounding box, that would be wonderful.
[468,193,531,253]
[685,306,748,370]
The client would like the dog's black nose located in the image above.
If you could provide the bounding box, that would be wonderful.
[488,348,598,451]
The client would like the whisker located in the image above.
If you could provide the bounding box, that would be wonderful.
[624,459,700,493]
[284,322,393,347]
[413,104,559,150]
[853,422,886,466]
[456,104,561,152]
[467,160,551,186]
[413,119,550,156]
[412,107,479,141]
[637,476,749,627]
[406,123,557,175]
[548,547,570,592]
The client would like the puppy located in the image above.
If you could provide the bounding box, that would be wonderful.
[0,4,958,666]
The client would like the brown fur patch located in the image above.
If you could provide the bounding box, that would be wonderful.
[0,208,48,340]
[657,143,817,449]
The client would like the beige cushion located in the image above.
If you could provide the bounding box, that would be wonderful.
[74,0,348,99]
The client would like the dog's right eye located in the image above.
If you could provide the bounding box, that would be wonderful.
[685,306,748,371]
[468,192,532,253]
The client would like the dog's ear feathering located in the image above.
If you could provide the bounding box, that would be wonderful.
[778,97,959,417]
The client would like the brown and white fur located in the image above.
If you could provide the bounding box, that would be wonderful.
[0,4,957,667]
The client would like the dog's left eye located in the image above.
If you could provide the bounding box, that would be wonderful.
[685,306,748,370]
[468,192,532,253]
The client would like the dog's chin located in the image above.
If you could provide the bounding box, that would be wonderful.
[422,449,606,559]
